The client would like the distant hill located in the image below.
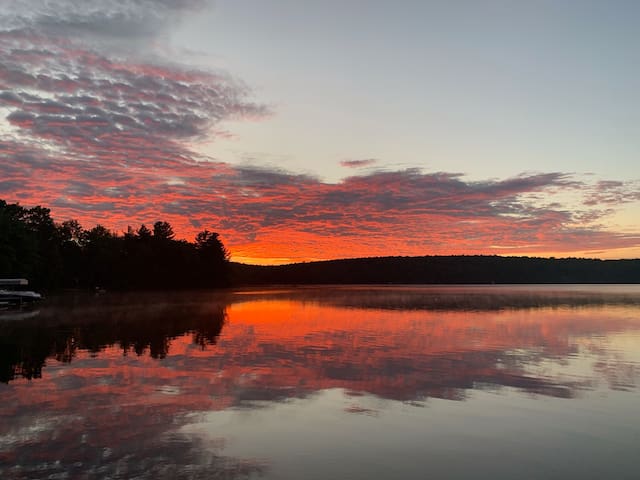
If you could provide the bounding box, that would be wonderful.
[231,255,640,285]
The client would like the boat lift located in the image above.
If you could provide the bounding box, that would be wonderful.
[0,279,42,308]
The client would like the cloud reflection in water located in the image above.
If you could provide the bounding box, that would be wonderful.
[1,286,639,478]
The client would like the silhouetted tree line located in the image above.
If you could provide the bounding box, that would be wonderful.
[0,200,229,290]
[232,255,640,285]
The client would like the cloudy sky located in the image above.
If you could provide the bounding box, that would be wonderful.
[1,0,639,264]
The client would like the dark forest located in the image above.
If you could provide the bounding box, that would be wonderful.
[232,255,640,285]
[2,199,640,290]
[0,200,229,290]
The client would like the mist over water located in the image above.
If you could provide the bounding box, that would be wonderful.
[1,286,639,479]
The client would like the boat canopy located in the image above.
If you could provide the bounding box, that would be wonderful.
[0,279,29,286]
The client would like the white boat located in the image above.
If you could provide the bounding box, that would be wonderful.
[0,279,42,307]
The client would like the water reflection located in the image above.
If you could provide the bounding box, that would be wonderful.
[232,284,640,310]
[1,286,639,479]
[0,292,227,382]
[2,287,639,397]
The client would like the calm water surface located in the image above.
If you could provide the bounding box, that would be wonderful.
[1,285,639,479]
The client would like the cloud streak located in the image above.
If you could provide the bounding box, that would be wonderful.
[340,158,377,168]
[1,1,639,263]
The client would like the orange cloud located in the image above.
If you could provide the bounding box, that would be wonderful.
[1,8,639,263]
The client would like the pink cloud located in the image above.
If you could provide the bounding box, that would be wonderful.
[1,3,639,263]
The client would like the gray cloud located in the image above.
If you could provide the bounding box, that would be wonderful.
[0,1,638,260]
[0,0,268,191]
[584,180,640,206]
[340,158,378,168]
[0,180,24,192]
[2,0,211,42]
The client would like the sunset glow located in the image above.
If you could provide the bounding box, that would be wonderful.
[4,291,640,412]
[1,1,639,264]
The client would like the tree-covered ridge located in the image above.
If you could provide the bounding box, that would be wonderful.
[231,255,640,285]
[3,199,640,290]
[0,200,229,290]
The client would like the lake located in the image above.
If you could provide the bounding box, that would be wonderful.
[1,285,639,479]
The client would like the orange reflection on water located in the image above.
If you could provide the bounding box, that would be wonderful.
[1,289,640,478]
[218,299,639,401]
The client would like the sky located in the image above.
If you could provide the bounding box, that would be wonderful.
[1,0,639,264]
